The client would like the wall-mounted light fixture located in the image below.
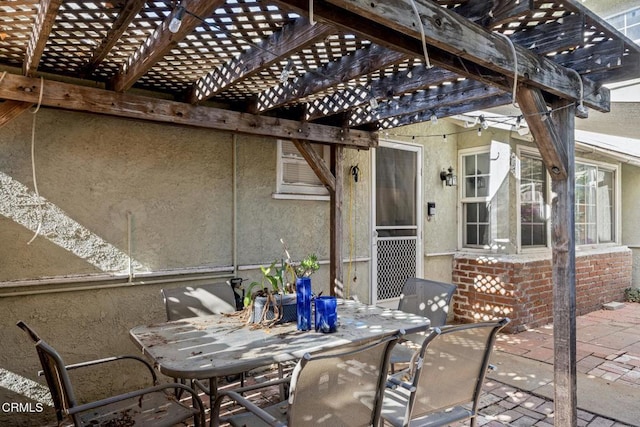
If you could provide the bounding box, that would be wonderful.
[440,166,457,187]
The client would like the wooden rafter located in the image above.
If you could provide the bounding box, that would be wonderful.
[510,13,584,55]
[306,65,459,121]
[110,0,225,92]
[81,0,146,76]
[0,100,32,128]
[23,0,62,76]
[516,85,568,180]
[582,53,640,84]
[253,44,407,113]
[377,93,513,130]
[278,0,610,112]
[488,0,534,27]
[189,18,334,104]
[350,79,504,127]
[0,73,376,148]
[552,40,625,75]
[291,139,335,191]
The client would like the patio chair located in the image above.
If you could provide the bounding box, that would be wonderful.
[17,321,205,427]
[211,331,403,427]
[161,281,238,321]
[382,318,510,427]
[390,278,457,371]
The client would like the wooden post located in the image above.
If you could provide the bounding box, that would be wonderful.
[330,145,344,297]
[551,99,577,426]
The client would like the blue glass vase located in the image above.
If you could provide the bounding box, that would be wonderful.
[296,277,312,331]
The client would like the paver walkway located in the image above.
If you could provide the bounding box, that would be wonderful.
[185,303,640,426]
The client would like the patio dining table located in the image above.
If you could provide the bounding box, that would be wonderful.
[129,299,430,382]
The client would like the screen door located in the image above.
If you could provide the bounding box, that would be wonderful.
[372,141,423,304]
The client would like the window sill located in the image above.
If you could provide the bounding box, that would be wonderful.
[272,193,330,201]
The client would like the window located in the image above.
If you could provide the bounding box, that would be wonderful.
[520,154,549,247]
[461,152,491,247]
[516,152,618,248]
[607,7,640,43]
[276,140,329,198]
[575,163,616,245]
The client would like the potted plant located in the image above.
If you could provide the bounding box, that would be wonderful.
[243,250,319,326]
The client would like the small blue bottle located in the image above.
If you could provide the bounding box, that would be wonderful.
[296,277,312,331]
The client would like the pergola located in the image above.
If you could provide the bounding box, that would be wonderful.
[1,0,639,424]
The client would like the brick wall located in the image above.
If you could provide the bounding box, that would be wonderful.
[452,248,632,333]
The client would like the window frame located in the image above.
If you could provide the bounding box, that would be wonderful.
[574,158,620,247]
[516,147,552,253]
[458,147,493,250]
[515,145,621,251]
[274,139,330,200]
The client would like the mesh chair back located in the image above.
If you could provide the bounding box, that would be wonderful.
[409,319,509,421]
[162,282,237,321]
[397,278,456,327]
[17,322,77,424]
[287,333,400,427]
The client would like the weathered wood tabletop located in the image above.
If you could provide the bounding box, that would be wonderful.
[129,299,430,379]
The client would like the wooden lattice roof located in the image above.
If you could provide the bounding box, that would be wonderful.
[1,0,639,141]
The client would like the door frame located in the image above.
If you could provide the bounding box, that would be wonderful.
[370,139,424,306]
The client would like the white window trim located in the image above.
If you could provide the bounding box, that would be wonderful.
[516,146,552,254]
[274,139,330,201]
[515,145,622,250]
[458,147,491,251]
[574,157,621,248]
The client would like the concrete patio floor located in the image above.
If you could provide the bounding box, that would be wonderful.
[478,302,640,426]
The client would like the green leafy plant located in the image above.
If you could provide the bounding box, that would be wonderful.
[624,287,640,303]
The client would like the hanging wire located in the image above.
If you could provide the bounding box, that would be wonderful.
[27,77,45,245]
[309,0,316,25]
[409,0,433,69]
[495,32,519,109]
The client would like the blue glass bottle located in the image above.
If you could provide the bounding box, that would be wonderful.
[296,277,312,331]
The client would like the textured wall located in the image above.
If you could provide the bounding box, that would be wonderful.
[0,108,373,424]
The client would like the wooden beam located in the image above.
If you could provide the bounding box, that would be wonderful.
[280,0,610,112]
[516,86,568,180]
[0,100,32,128]
[552,40,625,75]
[510,13,584,55]
[291,139,336,191]
[350,78,504,126]
[81,0,147,76]
[489,0,534,27]
[377,93,513,129]
[0,73,376,148]
[451,0,533,27]
[110,0,225,92]
[23,0,63,76]
[254,44,407,113]
[329,145,344,297]
[550,98,577,427]
[583,53,640,85]
[189,18,334,104]
[307,65,459,121]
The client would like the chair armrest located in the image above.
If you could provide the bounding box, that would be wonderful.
[193,375,291,396]
[39,355,158,385]
[212,390,286,427]
[386,375,416,392]
[66,382,204,422]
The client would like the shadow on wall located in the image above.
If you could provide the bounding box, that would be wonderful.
[0,172,145,273]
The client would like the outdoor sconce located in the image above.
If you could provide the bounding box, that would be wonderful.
[440,166,457,187]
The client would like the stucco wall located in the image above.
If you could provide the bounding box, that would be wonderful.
[622,163,640,287]
[0,108,372,424]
